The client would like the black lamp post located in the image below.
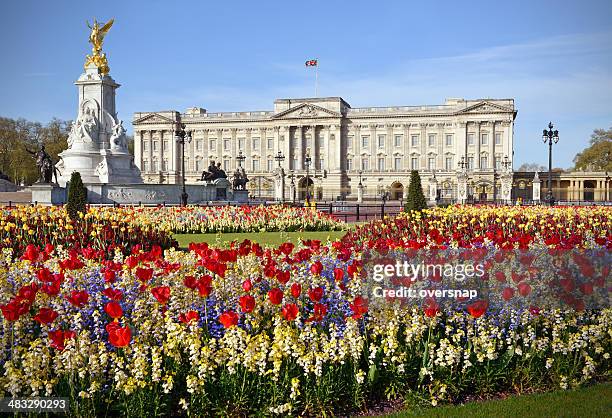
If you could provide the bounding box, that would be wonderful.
[605,171,610,202]
[236,150,246,168]
[358,169,363,186]
[542,122,560,206]
[289,171,296,203]
[274,150,285,167]
[305,149,312,204]
[175,123,192,206]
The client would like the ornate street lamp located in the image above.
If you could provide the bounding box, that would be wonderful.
[358,169,363,186]
[542,122,560,206]
[274,150,285,167]
[304,149,312,204]
[236,150,246,168]
[175,123,192,206]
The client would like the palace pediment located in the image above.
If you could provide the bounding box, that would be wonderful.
[272,103,341,119]
[455,101,514,115]
[133,113,176,124]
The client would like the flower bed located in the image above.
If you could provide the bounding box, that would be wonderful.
[0,206,610,416]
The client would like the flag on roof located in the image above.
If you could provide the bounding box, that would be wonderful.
[305,59,318,67]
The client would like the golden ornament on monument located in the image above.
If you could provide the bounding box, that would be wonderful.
[84,18,114,75]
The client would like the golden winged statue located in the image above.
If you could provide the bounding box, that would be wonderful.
[84,18,114,75]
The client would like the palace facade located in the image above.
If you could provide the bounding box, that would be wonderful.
[132,96,517,201]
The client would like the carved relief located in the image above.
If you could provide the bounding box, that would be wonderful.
[298,105,318,117]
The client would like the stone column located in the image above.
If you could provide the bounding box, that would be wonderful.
[475,122,481,170]
[283,126,291,171]
[297,126,303,170]
[245,128,252,171]
[333,124,342,171]
[428,175,438,204]
[457,171,468,204]
[490,122,496,170]
[420,123,427,170]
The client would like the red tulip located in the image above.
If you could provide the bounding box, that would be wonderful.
[183,275,197,290]
[151,286,171,304]
[502,287,515,301]
[517,282,532,297]
[104,269,117,284]
[239,295,256,313]
[281,303,299,321]
[279,242,295,255]
[102,287,123,301]
[308,286,324,302]
[33,307,58,325]
[290,283,302,298]
[36,267,54,282]
[219,310,239,328]
[467,300,488,318]
[48,329,75,351]
[104,301,123,319]
[494,271,506,283]
[179,310,199,324]
[108,325,131,348]
[66,290,89,307]
[423,299,439,317]
[242,279,253,292]
[311,303,327,321]
[350,296,368,319]
[1,301,23,321]
[333,268,345,282]
[197,276,213,297]
[276,270,290,285]
[23,244,40,263]
[268,287,284,305]
[135,267,153,282]
[310,261,324,276]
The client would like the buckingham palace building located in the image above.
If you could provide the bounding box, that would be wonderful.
[132,96,516,201]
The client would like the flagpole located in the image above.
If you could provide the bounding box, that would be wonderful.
[315,58,318,97]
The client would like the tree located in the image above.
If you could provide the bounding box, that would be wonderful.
[573,127,612,171]
[404,170,427,212]
[517,162,547,172]
[66,171,88,220]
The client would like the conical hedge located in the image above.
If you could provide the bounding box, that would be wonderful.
[66,171,88,220]
[404,170,427,212]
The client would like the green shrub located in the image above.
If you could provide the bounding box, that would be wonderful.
[66,171,87,220]
[404,170,427,212]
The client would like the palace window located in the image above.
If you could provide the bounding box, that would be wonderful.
[153,141,158,151]
[163,140,168,150]
[361,135,369,148]
[361,158,369,171]
[411,157,418,170]
[267,158,273,171]
[291,158,297,170]
[223,139,230,151]
[428,134,436,147]
[377,157,385,171]
[445,134,453,146]
[394,157,402,170]
[495,133,502,145]
[306,134,312,149]
[495,156,501,169]
[252,138,260,150]
[467,156,474,170]
[445,157,453,171]
[195,159,202,172]
[267,138,274,149]
[238,138,244,150]
[224,159,230,171]
[152,159,158,172]
[377,135,385,148]
[480,156,488,169]
[394,135,402,147]
[319,158,324,170]
[428,157,435,170]
[143,141,148,151]
[481,133,488,145]
[251,159,260,171]
[467,134,475,145]
[209,140,215,151]
[347,135,354,150]
[143,160,149,172]
[347,158,353,170]
[162,159,168,171]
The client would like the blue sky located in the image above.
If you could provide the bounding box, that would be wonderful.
[1,0,611,168]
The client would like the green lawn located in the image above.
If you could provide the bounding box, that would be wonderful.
[381,383,612,418]
[174,230,347,248]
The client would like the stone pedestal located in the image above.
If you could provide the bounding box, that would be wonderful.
[500,172,513,203]
[28,183,66,206]
[457,171,468,204]
[289,181,296,202]
[56,63,142,186]
[357,183,364,203]
[532,171,541,202]
[274,168,286,202]
[428,176,438,204]
[231,190,249,203]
